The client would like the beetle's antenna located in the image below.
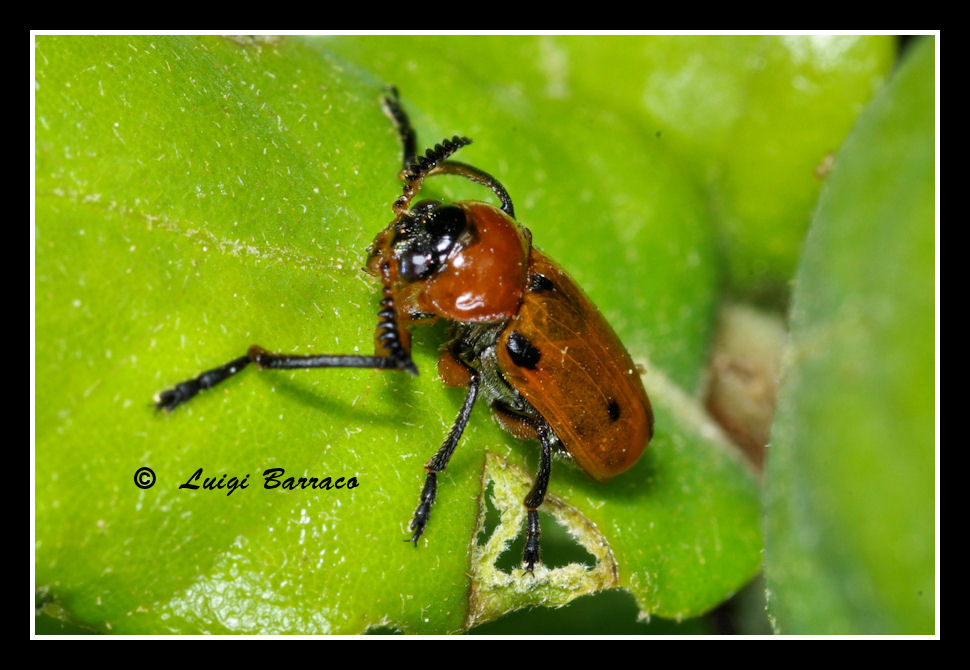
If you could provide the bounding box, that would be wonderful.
[427,161,515,218]
[380,86,417,167]
[375,259,418,375]
[393,136,472,216]
[382,86,515,218]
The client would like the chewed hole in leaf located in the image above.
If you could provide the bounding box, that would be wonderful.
[475,479,501,548]
[465,451,619,629]
[476,477,595,570]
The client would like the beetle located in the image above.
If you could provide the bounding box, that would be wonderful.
[154,87,654,572]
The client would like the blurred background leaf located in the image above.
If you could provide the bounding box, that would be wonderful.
[763,37,935,634]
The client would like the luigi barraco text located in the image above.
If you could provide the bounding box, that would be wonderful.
[180,468,359,496]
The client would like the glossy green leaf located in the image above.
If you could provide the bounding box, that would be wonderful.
[36,35,767,635]
[627,36,895,300]
[689,36,895,300]
[764,38,936,634]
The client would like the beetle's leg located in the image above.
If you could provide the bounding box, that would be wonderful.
[523,425,554,574]
[488,401,555,571]
[154,347,412,412]
[408,363,481,544]
[157,255,419,411]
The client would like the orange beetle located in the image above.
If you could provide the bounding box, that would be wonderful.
[155,88,653,572]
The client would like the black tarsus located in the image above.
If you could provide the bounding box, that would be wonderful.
[154,355,252,411]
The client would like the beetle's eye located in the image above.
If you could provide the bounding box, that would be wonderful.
[398,249,434,281]
[425,206,467,255]
[396,205,468,283]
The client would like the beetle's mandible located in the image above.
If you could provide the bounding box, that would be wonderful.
[154,87,654,573]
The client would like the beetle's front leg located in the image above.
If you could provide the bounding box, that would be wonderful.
[154,346,412,412]
[408,365,481,544]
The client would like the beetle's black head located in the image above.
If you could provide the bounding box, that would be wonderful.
[393,200,470,282]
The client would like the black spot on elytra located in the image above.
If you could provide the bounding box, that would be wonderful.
[607,398,621,422]
[529,273,555,293]
[506,331,541,370]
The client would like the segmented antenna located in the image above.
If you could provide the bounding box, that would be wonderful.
[393,136,472,216]
[380,86,417,167]
[375,261,417,374]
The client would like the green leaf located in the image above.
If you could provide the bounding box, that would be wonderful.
[764,38,936,634]
[35,35,764,635]
[627,35,895,301]
[694,36,895,300]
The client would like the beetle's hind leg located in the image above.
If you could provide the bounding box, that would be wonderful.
[523,425,555,574]
[490,402,556,573]
[408,361,481,544]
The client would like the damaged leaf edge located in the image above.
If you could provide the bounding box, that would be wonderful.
[465,451,621,630]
